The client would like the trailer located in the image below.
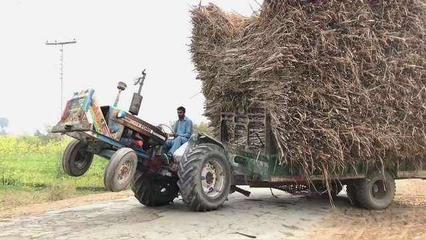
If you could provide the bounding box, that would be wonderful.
[204,110,426,210]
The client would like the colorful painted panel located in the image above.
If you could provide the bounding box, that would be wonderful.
[88,97,111,138]
[52,89,111,138]
[59,97,88,126]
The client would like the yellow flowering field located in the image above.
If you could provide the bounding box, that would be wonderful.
[0,136,108,203]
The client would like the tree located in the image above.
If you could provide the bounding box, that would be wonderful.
[0,117,9,135]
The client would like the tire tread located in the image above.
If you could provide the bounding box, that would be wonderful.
[177,143,231,212]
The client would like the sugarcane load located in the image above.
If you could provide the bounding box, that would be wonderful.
[190,0,426,208]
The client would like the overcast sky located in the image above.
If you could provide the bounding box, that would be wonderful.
[0,0,262,135]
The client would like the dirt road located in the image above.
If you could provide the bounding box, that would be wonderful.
[0,180,424,240]
[312,179,426,240]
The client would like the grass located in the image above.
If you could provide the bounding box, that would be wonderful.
[0,135,108,210]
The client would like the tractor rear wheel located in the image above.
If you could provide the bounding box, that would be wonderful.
[178,143,231,211]
[356,171,395,210]
[62,139,94,177]
[132,170,179,207]
[104,148,138,192]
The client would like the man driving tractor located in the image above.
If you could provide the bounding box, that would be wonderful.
[165,106,193,158]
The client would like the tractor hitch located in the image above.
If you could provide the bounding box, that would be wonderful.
[231,185,251,197]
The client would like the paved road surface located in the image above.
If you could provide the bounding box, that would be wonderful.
[0,188,334,240]
[2,180,424,240]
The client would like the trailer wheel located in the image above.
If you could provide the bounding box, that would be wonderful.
[178,143,231,211]
[62,140,94,177]
[356,171,395,210]
[346,182,360,206]
[132,170,179,207]
[104,148,138,192]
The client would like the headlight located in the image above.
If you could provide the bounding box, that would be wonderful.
[117,111,127,118]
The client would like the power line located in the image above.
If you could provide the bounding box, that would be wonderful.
[46,39,77,114]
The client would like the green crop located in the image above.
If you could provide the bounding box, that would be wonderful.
[0,136,108,194]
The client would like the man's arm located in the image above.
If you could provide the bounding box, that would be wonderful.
[170,121,177,138]
[180,119,193,139]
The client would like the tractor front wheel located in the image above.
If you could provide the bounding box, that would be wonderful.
[62,139,94,177]
[178,143,231,211]
[104,148,138,192]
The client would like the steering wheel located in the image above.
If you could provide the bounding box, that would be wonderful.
[158,124,175,139]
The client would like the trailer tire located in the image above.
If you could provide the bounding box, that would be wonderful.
[104,148,138,192]
[356,171,395,210]
[178,143,231,211]
[62,140,94,177]
[132,170,179,207]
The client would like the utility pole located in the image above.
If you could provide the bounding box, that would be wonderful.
[46,39,77,113]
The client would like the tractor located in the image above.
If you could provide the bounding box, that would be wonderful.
[53,70,426,211]
[52,70,232,211]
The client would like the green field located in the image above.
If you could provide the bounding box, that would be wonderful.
[0,135,108,210]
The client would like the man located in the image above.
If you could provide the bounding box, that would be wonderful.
[165,106,193,157]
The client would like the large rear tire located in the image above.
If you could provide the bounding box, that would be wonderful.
[178,143,231,211]
[356,171,395,210]
[104,148,138,192]
[132,170,179,207]
[62,139,94,177]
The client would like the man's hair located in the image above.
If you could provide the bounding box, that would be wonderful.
[177,106,186,113]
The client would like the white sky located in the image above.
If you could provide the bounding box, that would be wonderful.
[0,0,262,135]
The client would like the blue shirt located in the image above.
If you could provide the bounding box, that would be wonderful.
[173,117,193,139]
